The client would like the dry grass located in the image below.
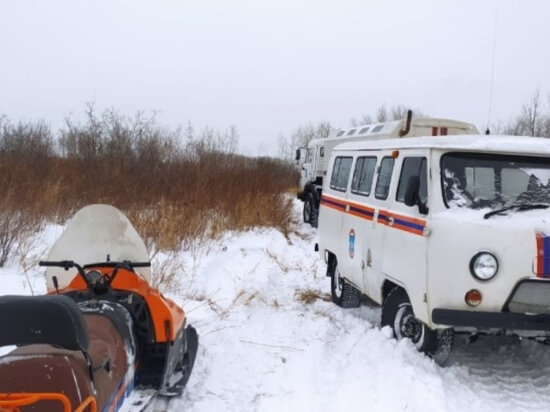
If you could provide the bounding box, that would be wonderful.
[295,289,331,305]
[0,109,299,267]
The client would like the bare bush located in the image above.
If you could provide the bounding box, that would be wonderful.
[1,108,298,268]
[0,195,42,268]
[295,289,331,305]
[0,118,54,159]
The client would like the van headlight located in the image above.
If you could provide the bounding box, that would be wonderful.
[470,252,499,281]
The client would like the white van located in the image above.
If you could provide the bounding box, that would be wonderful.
[318,134,550,361]
[297,112,478,227]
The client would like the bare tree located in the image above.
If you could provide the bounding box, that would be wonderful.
[376,105,388,122]
[390,104,411,120]
[350,113,373,127]
[277,121,332,163]
[351,104,424,127]
[503,89,550,137]
[543,94,550,137]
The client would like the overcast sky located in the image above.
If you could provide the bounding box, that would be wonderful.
[1,0,550,155]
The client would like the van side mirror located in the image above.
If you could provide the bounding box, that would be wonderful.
[404,176,429,215]
[295,149,301,161]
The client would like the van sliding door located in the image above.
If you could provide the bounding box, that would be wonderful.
[324,156,354,277]
[340,155,379,294]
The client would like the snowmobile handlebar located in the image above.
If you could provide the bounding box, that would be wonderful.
[39,260,90,291]
[82,261,151,269]
[39,260,86,275]
[80,260,151,287]
[39,260,151,293]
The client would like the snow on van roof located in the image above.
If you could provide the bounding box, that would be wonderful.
[333,134,550,155]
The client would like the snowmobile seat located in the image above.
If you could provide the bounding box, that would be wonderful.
[0,294,89,352]
[0,294,108,386]
[0,299,132,411]
[0,344,96,412]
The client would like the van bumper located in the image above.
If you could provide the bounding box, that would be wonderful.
[432,308,550,331]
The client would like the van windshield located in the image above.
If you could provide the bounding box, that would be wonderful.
[441,152,550,210]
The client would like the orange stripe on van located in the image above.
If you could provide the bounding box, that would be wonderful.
[320,194,347,212]
[320,195,426,236]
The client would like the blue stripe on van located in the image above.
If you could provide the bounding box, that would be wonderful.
[349,205,374,219]
[320,194,426,236]
[544,236,550,278]
[393,217,425,232]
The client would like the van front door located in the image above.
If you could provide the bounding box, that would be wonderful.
[380,154,430,323]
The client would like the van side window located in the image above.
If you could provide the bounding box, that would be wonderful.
[330,157,353,192]
[397,157,428,204]
[351,157,377,196]
[374,157,395,200]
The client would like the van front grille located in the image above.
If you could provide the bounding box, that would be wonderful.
[507,280,550,315]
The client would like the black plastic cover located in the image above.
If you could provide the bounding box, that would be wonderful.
[0,294,89,351]
[432,308,550,331]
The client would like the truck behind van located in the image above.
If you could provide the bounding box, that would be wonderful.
[318,134,550,362]
[297,112,478,227]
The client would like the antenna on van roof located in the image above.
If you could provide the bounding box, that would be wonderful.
[486,7,499,135]
[399,110,413,137]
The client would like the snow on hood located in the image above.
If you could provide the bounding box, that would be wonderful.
[434,206,550,231]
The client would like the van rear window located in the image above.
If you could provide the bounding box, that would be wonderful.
[330,157,353,192]
[375,157,395,200]
[351,157,377,196]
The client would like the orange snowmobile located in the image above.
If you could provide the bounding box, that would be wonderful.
[0,205,198,412]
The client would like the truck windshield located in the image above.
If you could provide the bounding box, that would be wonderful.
[441,152,550,210]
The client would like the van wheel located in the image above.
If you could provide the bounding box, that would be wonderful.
[303,193,318,227]
[381,287,453,364]
[328,258,361,308]
[303,194,313,224]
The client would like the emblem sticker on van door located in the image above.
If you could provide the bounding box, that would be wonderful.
[349,229,356,259]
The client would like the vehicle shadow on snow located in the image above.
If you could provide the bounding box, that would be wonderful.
[353,295,550,383]
[442,335,550,409]
[351,298,550,384]
[447,333,550,377]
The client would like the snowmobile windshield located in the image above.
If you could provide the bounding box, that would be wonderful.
[441,152,550,212]
[45,204,151,292]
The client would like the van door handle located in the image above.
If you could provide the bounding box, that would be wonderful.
[387,216,395,226]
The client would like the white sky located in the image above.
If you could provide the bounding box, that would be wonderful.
[1,0,550,155]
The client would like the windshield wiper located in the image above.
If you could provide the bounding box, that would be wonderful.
[484,203,549,219]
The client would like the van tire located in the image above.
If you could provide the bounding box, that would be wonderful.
[328,258,361,308]
[303,194,313,224]
[303,193,318,227]
[381,287,453,363]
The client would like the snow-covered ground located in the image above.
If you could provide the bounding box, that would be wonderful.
[2,201,550,411]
